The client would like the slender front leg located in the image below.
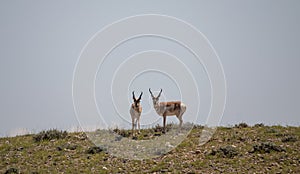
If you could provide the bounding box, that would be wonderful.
[137,116,141,133]
[163,115,166,134]
[135,118,138,134]
[178,116,183,133]
[179,117,183,129]
[132,118,135,136]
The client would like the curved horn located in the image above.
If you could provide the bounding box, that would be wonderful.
[138,92,143,100]
[149,88,154,97]
[132,91,136,101]
[158,89,162,98]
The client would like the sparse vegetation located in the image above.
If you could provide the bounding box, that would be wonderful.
[234,122,249,128]
[250,142,285,153]
[4,167,18,174]
[254,123,265,127]
[112,123,175,140]
[86,146,104,154]
[210,145,239,158]
[0,124,299,173]
[282,135,297,142]
[33,129,67,142]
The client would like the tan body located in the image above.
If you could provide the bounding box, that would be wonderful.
[130,91,143,136]
[149,89,186,133]
[130,103,142,134]
[154,101,185,116]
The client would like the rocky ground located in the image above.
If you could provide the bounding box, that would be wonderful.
[0,123,299,173]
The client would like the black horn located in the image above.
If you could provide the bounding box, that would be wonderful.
[138,92,143,100]
[132,91,136,101]
[158,89,162,98]
[149,88,154,97]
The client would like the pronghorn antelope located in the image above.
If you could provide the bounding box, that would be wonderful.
[130,91,143,136]
[149,88,186,133]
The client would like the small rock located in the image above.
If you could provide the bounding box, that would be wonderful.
[56,146,63,151]
[165,142,174,148]
[115,136,122,141]
[16,147,23,151]
[65,143,77,150]
[195,150,201,154]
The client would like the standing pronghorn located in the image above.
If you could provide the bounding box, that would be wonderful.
[149,88,186,133]
[130,91,143,136]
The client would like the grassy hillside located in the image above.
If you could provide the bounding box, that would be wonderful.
[0,124,299,173]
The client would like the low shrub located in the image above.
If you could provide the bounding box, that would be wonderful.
[113,128,130,137]
[33,129,67,142]
[210,145,238,158]
[281,135,297,142]
[250,142,285,153]
[5,167,19,174]
[254,123,265,127]
[234,123,249,128]
[86,146,104,154]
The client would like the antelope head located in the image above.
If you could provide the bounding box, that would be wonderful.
[132,91,143,108]
[149,88,162,106]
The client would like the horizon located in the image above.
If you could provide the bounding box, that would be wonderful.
[5,122,299,138]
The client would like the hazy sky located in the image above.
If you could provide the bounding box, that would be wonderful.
[1,1,300,136]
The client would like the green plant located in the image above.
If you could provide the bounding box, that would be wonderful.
[86,146,104,154]
[33,129,67,142]
[210,145,238,158]
[254,123,265,127]
[4,167,19,174]
[234,123,249,128]
[250,142,285,153]
[281,135,297,142]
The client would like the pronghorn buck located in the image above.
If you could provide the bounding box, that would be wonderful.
[130,91,143,136]
[149,88,186,133]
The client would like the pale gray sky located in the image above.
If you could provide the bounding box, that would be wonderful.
[1,0,300,136]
